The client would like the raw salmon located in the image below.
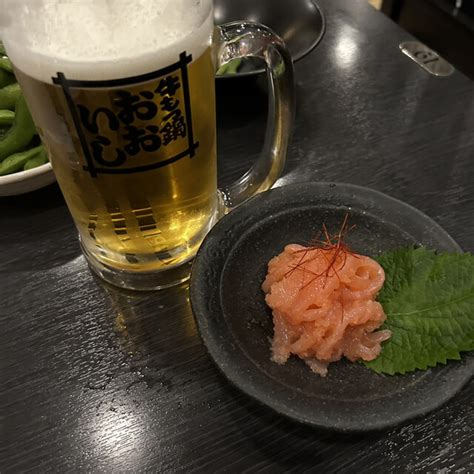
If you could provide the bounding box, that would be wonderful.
[262,243,391,376]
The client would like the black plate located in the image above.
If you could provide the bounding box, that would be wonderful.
[190,183,473,432]
[214,0,325,77]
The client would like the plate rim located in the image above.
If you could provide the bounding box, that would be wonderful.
[0,162,56,196]
[190,182,473,432]
[0,161,53,184]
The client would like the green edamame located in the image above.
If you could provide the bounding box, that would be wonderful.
[0,144,43,176]
[217,58,242,75]
[0,109,14,126]
[0,57,13,73]
[0,83,21,110]
[24,148,48,171]
[0,69,16,89]
[0,95,37,161]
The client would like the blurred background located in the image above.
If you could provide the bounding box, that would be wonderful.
[369,0,474,79]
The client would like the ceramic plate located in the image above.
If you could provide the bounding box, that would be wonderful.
[0,162,55,196]
[190,182,473,432]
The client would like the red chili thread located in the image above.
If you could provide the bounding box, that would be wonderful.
[284,213,358,291]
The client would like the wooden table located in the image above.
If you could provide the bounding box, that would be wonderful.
[2,0,473,471]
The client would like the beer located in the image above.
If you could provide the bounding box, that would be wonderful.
[2,0,296,289]
[6,1,217,272]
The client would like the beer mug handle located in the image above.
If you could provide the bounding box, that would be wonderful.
[215,22,295,209]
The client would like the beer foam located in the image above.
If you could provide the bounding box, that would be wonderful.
[2,0,214,82]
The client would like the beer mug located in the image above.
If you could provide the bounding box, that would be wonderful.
[1,0,294,290]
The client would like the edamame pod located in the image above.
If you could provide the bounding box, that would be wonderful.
[0,145,43,176]
[217,58,242,75]
[0,109,15,126]
[0,83,21,110]
[0,69,16,89]
[24,148,48,171]
[0,57,13,73]
[0,95,37,161]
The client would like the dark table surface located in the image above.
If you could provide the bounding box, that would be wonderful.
[2,0,473,471]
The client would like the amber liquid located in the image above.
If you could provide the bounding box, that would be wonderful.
[16,48,217,272]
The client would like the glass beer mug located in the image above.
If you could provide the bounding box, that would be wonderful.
[1,0,294,290]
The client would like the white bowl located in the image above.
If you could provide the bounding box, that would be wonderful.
[0,162,56,196]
